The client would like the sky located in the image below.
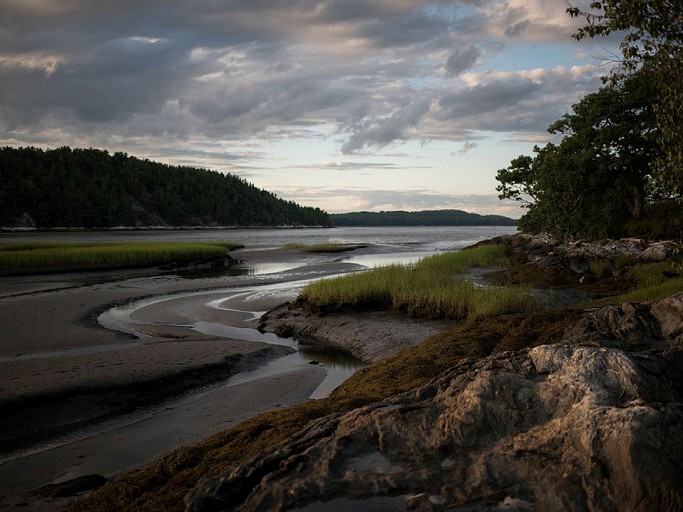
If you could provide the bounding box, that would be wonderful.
[0,0,619,218]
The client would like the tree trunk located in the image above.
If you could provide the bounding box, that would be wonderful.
[631,184,644,218]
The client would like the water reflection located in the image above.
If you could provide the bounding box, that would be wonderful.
[175,261,316,279]
[299,344,363,370]
[338,250,432,268]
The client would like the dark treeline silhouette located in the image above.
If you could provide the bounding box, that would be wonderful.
[0,146,330,228]
[330,210,517,227]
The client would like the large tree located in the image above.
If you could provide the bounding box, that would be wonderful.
[496,70,661,239]
[567,0,683,195]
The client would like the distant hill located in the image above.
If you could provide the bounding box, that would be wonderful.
[329,210,517,227]
[0,146,329,229]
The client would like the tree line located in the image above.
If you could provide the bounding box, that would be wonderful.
[330,210,516,227]
[496,0,682,241]
[0,146,330,228]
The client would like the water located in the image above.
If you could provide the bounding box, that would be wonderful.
[0,226,518,505]
[96,274,364,399]
[91,225,517,400]
[0,225,516,251]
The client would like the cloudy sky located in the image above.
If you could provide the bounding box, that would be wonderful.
[0,0,616,217]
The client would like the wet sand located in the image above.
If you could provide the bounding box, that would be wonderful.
[0,248,364,510]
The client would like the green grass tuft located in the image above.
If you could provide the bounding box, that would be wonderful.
[0,241,243,273]
[300,245,537,320]
[615,261,683,302]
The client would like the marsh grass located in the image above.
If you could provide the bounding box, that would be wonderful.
[300,245,537,320]
[0,241,243,273]
[616,261,683,302]
[584,260,683,306]
[588,256,633,279]
[283,243,364,253]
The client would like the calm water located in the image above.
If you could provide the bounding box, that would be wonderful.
[0,225,517,252]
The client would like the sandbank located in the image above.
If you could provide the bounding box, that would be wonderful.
[0,247,363,510]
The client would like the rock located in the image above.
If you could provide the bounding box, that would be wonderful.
[259,307,451,363]
[185,342,683,512]
[637,241,679,263]
[560,293,683,354]
[515,236,679,274]
[186,294,683,512]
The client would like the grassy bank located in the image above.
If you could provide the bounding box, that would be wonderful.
[0,241,243,273]
[299,245,538,320]
[593,261,683,304]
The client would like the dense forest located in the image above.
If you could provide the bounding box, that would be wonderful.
[330,210,516,226]
[0,146,330,228]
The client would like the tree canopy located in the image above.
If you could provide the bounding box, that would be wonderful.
[567,0,683,194]
[0,146,330,228]
[496,68,679,240]
[496,2,682,240]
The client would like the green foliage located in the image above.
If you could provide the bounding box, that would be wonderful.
[0,241,242,273]
[496,69,675,240]
[300,245,537,320]
[495,155,536,206]
[624,200,683,241]
[567,0,683,194]
[329,209,517,226]
[0,147,330,228]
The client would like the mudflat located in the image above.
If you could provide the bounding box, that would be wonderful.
[0,247,364,510]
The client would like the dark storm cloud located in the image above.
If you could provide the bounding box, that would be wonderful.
[505,19,530,37]
[458,141,478,154]
[0,37,200,128]
[445,45,481,76]
[341,98,432,154]
[355,9,453,48]
[439,78,541,119]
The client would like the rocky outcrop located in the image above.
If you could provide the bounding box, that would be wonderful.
[501,235,679,274]
[187,295,683,512]
[259,308,451,363]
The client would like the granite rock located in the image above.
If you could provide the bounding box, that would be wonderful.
[187,295,683,512]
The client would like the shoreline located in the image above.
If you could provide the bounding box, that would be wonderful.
[0,247,371,510]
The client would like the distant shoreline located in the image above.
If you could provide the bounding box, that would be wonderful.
[0,222,519,233]
[0,224,335,233]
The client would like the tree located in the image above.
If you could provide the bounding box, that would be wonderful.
[496,70,663,239]
[567,0,683,194]
[548,68,660,218]
[0,146,331,228]
[495,155,537,207]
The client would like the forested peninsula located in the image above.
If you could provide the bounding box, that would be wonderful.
[0,146,330,229]
[330,210,516,226]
